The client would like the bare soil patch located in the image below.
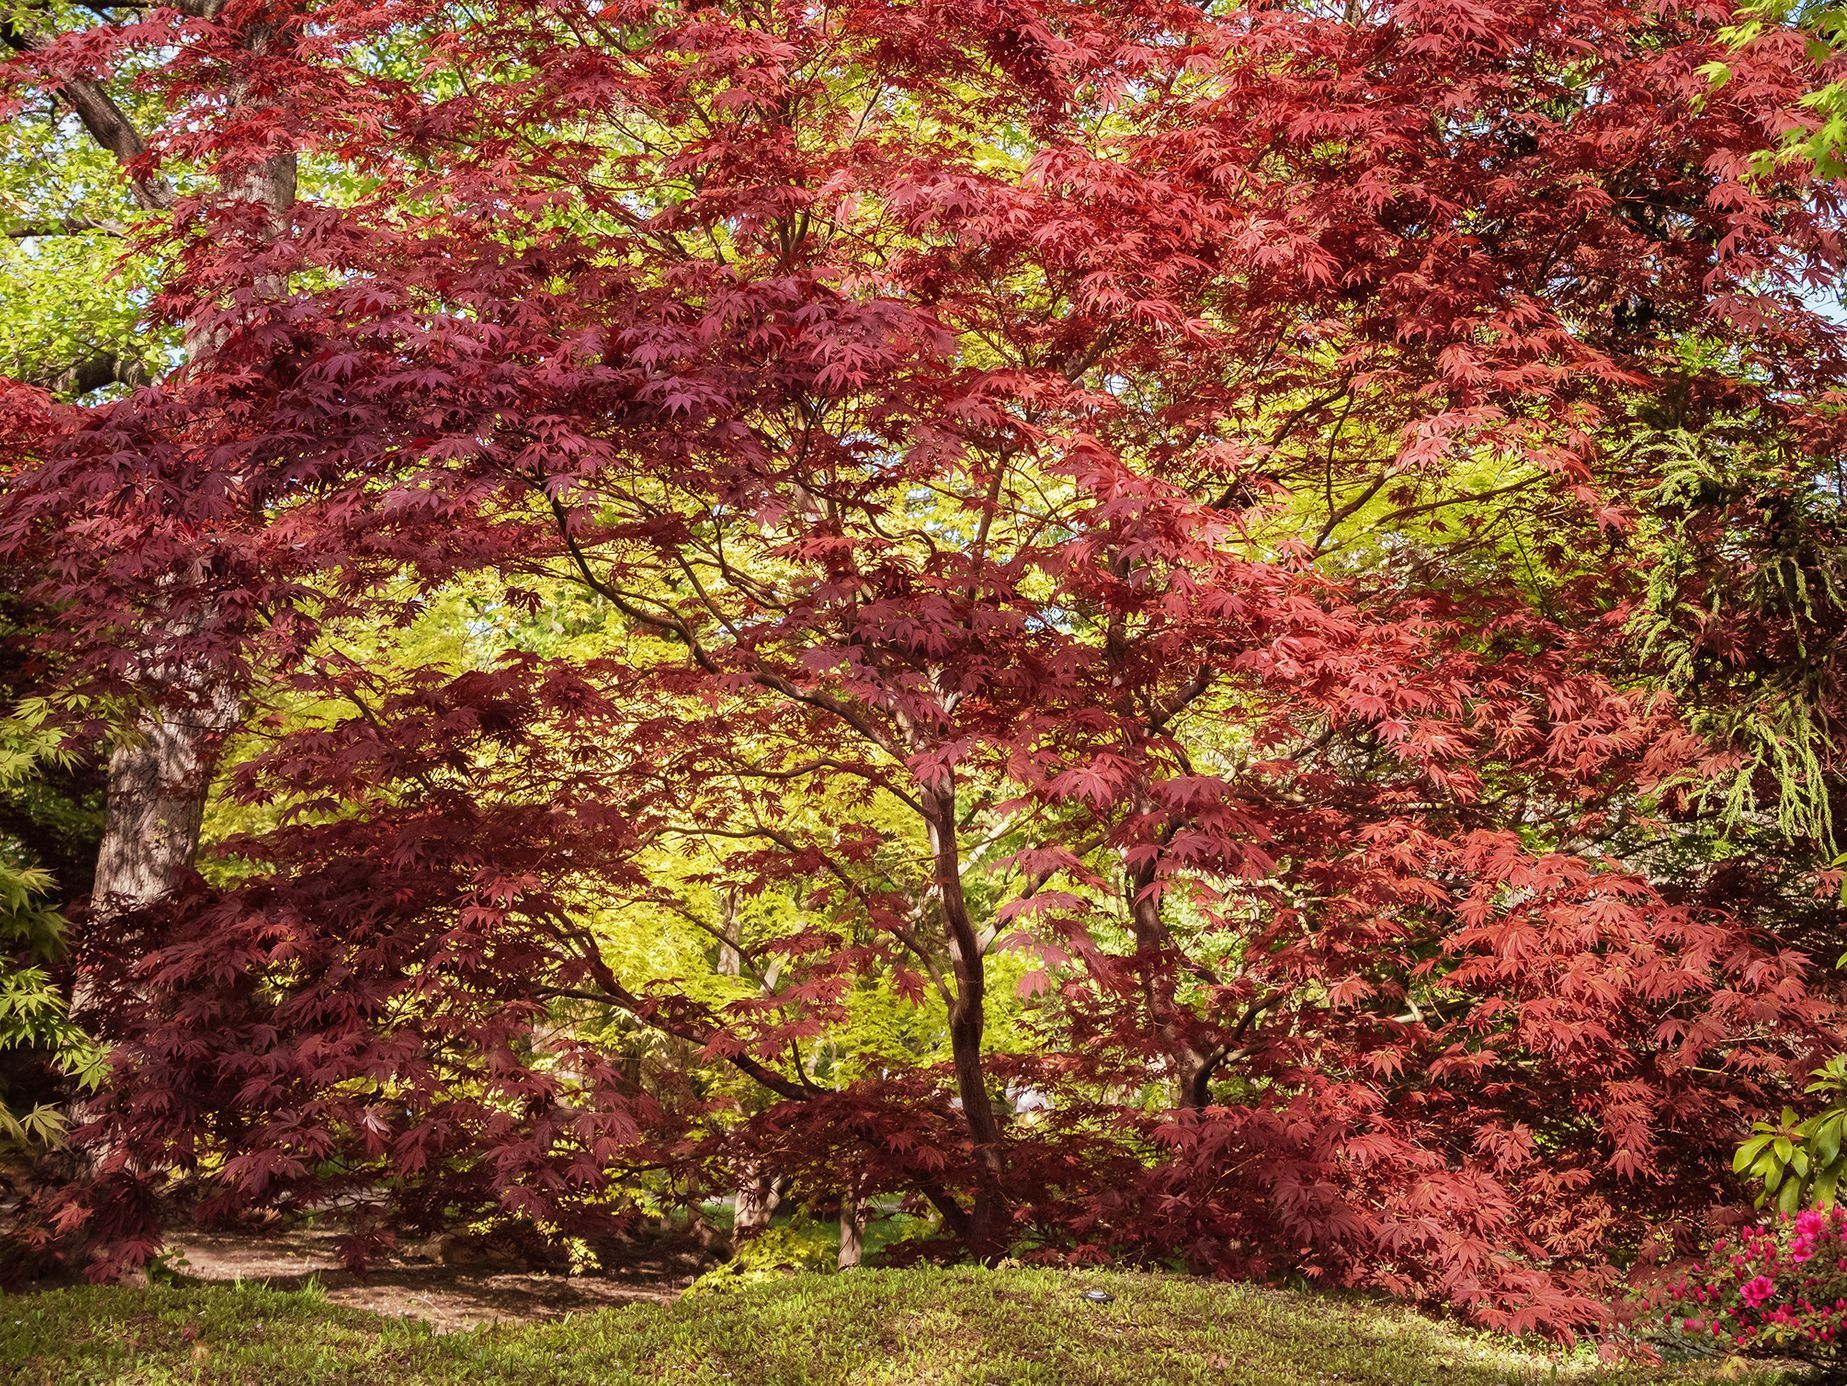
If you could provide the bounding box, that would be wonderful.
[163,1226,704,1331]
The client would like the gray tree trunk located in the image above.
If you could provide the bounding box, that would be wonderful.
[91,690,239,919]
[732,1167,784,1241]
[83,21,296,938]
[713,888,780,1240]
[837,1181,865,1270]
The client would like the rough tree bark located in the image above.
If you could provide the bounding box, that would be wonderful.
[837,1178,865,1270]
[92,684,242,917]
[732,1171,785,1242]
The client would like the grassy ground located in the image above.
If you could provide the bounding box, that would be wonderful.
[0,1266,1791,1385]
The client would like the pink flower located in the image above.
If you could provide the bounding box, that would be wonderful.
[1742,1276,1777,1309]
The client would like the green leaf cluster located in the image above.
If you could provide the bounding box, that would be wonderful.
[1735,1057,1847,1213]
[0,703,101,1150]
[1719,1,1847,178]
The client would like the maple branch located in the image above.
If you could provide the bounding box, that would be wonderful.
[681,820,954,1003]
[916,1179,976,1242]
[1193,987,1289,1100]
[0,19,175,212]
[3,212,129,238]
[649,894,777,991]
[1362,478,1549,540]
[534,981,812,1102]
[1149,662,1215,733]
[527,904,815,1103]
[967,440,1017,586]
[572,853,976,1236]
[25,349,151,397]
[53,1,226,12]
[1314,464,1394,553]
[920,775,1009,1233]
[1210,379,1354,514]
[666,542,754,650]
[543,492,907,758]
[681,530,786,610]
[724,755,924,815]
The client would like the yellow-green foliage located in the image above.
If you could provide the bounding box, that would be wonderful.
[1715,2,1847,178]
[0,705,102,1148]
[1626,425,1846,845]
[200,570,1056,1138]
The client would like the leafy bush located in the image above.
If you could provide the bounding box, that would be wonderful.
[686,1218,840,1294]
[1735,1058,1847,1214]
[1659,1208,1847,1372]
[0,710,99,1150]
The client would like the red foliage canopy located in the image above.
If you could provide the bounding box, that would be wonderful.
[5,0,1847,1334]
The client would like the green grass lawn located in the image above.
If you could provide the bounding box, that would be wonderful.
[0,1266,1792,1385]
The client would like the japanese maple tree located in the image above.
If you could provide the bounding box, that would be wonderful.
[3,0,1846,1337]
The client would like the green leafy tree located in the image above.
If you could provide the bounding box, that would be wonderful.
[1716,2,1847,176]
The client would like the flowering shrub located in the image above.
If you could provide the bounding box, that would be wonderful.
[1660,1208,1847,1371]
